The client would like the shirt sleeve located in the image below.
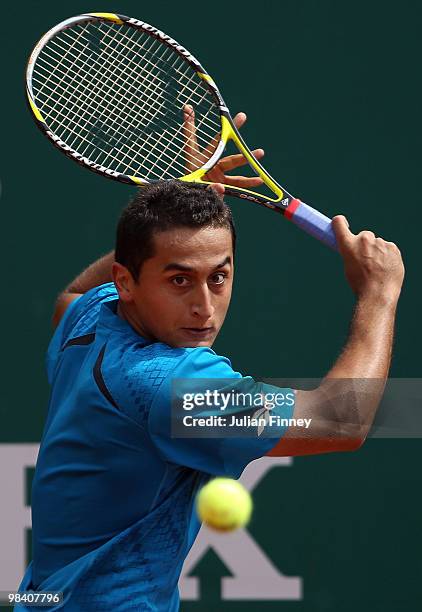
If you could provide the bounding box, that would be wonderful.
[46,282,118,384]
[148,347,295,478]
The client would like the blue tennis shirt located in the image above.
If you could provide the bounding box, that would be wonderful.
[17,283,293,611]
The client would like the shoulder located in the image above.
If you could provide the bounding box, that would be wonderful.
[58,283,117,341]
[110,344,240,402]
[173,346,241,378]
[105,344,241,428]
[149,346,243,416]
[115,344,240,385]
[46,284,118,383]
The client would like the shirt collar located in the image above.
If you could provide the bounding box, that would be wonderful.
[97,298,149,345]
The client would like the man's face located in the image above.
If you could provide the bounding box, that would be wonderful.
[116,225,234,348]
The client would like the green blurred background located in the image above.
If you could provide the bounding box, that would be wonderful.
[1,0,420,610]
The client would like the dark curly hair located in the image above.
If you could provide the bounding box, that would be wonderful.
[115,181,236,281]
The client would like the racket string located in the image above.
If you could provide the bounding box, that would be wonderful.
[44,27,180,168]
[53,21,222,141]
[60,27,179,138]
[139,104,216,178]
[33,25,143,173]
[34,63,156,175]
[39,22,221,162]
[35,25,88,100]
[59,26,184,173]
[36,64,210,181]
[104,23,220,172]
[156,105,219,179]
[36,69,200,180]
[32,20,223,179]
[91,23,221,142]
[37,30,133,161]
[36,52,191,176]
[37,34,218,175]
[86,24,218,173]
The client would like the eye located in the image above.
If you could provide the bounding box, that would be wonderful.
[210,272,227,285]
[172,276,190,287]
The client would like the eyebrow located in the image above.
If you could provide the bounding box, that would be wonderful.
[163,256,232,273]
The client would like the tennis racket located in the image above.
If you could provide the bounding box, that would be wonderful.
[25,12,337,250]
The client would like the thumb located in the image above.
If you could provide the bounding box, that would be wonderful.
[207,183,225,197]
[332,215,353,250]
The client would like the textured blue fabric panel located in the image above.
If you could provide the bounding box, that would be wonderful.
[21,283,291,611]
[106,342,188,429]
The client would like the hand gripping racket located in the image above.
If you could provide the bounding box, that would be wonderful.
[26,12,337,250]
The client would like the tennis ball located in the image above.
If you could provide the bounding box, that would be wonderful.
[196,478,252,532]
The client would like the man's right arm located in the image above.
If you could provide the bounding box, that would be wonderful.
[269,215,405,456]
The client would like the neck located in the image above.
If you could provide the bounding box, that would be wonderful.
[117,301,153,341]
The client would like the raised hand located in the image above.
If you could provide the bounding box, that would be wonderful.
[183,104,264,195]
[332,215,405,304]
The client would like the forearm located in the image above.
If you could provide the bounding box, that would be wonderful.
[326,295,397,379]
[270,217,404,456]
[271,294,399,456]
[314,294,398,443]
[65,251,115,294]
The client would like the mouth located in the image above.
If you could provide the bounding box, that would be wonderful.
[181,327,215,339]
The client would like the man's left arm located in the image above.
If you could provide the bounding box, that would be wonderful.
[52,251,115,327]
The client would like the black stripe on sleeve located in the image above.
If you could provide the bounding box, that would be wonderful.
[63,333,96,349]
[93,344,119,410]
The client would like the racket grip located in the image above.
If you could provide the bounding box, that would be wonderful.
[288,200,338,251]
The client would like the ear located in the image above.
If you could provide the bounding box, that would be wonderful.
[112,262,135,303]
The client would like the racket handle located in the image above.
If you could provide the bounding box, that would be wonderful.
[287,200,338,251]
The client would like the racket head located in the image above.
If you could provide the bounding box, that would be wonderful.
[25,13,230,185]
[26,12,286,206]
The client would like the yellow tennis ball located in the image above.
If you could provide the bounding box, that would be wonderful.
[196,478,252,532]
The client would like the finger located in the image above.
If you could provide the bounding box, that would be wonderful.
[332,215,354,250]
[218,153,248,173]
[183,104,202,172]
[201,131,221,162]
[233,112,247,130]
[358,230,376,242]
[386,240,400,252]
[201,111,249,167]
[218,149,265,172]
[251,148,265,160]
[203,166,226,184]
[207,183,225,196]
[223,175,264,188]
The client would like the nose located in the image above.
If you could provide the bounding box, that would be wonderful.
[191,284,215,320]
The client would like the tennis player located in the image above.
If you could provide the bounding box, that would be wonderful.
[16,112,404,610]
